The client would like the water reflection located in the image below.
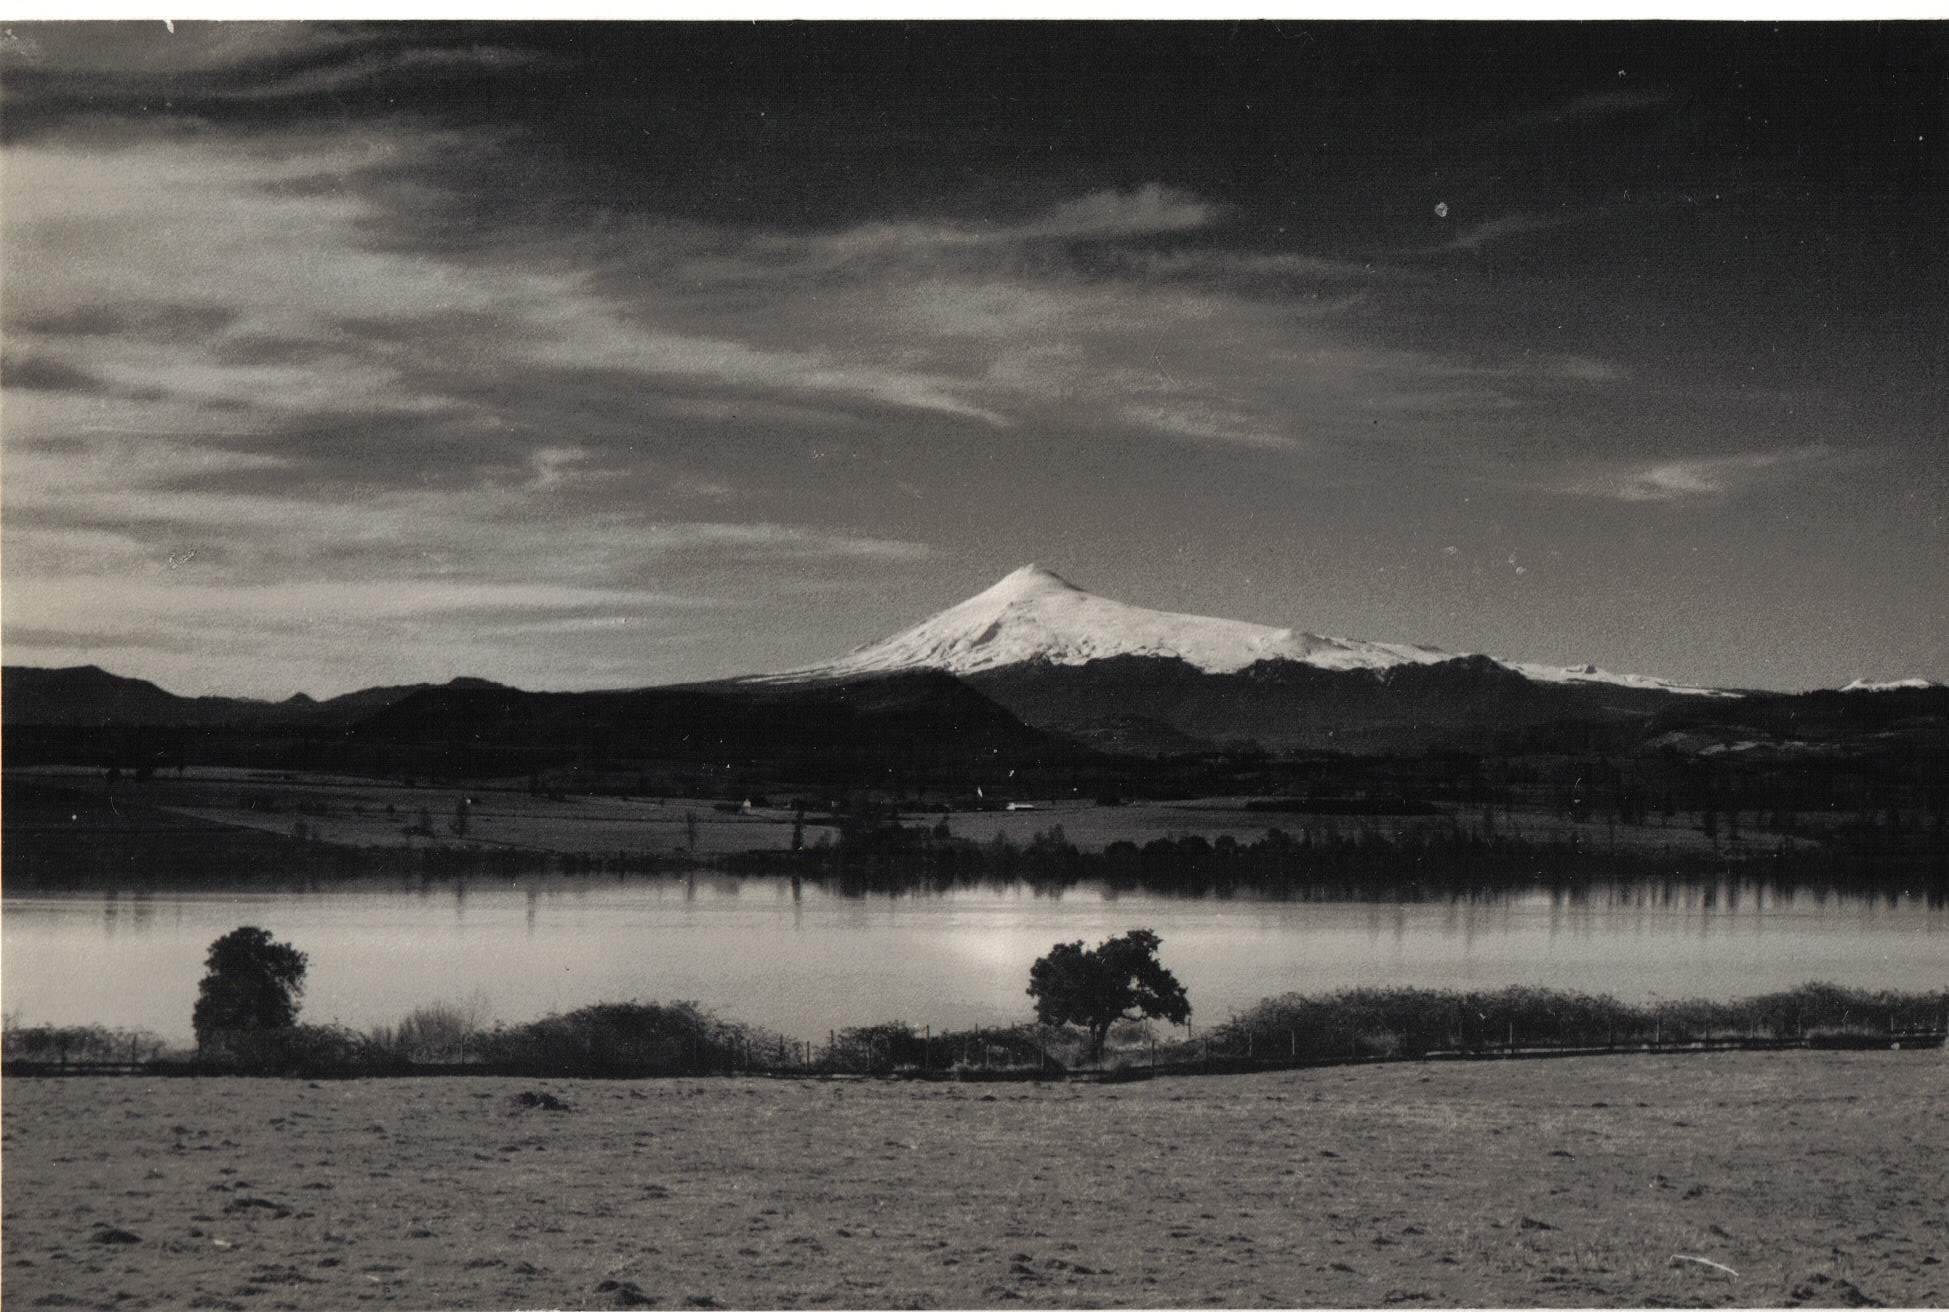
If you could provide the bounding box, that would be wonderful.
[5,872,1943,1047]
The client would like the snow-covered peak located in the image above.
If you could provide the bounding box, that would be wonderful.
[756,566,1739,696]
[984,562,1084,601]
[763,565,1461,681]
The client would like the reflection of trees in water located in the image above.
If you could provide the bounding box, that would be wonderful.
[799,824,1946,908]
[12,802,1944,914]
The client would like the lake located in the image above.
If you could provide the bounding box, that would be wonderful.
[4,875,1944,1046]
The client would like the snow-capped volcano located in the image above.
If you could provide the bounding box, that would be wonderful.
[764,564,1730,696]
[768,564,1456,679]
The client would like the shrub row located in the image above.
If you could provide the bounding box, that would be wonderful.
[1210,983,1949,1064]
[2,1024,168,1068]
[15,984,1943,1080]
[132,1009,1071,1079]
[167,1002,763,1078]
[824,1021,1062,1076]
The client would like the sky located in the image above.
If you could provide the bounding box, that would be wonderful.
[2,21,1944,698]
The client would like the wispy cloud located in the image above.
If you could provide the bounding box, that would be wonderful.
[519,310,1011,428]
[0,23,556,115]
[1028,184,1219,241]
[5,426,930,585]
[1126,249,1383,294]
[1502,88,1678,132]
[811,184,1219,261]
[4,129,1021,474]
[1122,402,1298,452]
[1438,212,1566,253]
[1562,446,1838,503]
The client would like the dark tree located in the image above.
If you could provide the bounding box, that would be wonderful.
[1027,929,1190,1061]
[192,926,308,1050]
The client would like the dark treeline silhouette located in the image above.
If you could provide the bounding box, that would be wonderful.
[744,815,1948,904]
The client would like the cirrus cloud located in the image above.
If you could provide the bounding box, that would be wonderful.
[1562,446,1840,503]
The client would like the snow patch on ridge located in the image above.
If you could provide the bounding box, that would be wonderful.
[1511,662,1729,697]
[1839,677,1939,692]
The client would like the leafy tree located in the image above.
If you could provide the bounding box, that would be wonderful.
[192,927,308,1050]
[1027,929,1190,1061]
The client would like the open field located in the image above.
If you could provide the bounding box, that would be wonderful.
[5,1050,1945,1309]
[6,767,823,858]
[12,765,1771,863]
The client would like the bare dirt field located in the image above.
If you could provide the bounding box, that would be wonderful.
[5,1050,1944,1309]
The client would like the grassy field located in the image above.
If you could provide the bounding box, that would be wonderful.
[5,1049,1944,1309]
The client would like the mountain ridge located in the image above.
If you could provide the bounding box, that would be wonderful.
[0,664,506,729]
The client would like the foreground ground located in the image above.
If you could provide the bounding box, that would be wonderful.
[4,1050,1944,1309]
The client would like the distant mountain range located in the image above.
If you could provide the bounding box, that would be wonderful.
[752,565,1940,755]
[4,566,1942,772]
[0,663,1087,787]
[0,664,482,730]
